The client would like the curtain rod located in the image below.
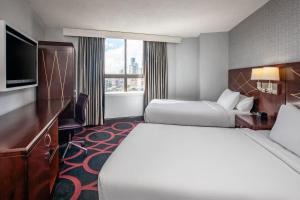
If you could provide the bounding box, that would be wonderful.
[63,28,182,44]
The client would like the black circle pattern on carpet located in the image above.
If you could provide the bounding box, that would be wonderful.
[53,119,142,200]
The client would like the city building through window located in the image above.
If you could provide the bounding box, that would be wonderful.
[105,38,144,92]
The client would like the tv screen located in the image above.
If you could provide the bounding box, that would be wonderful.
[6,26,37,88]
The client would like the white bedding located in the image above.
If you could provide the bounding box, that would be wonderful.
[98,124,300,200]
[144,99,248,127]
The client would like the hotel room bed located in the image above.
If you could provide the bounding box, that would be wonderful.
[144,99,249,127]
[98,123,300,200]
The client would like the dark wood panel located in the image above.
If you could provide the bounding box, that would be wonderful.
[235,114,276,130]
[0,99,70,156]
[229,64,286,117]
[37,42,75,102]
[0,100,69,199]
[285,63,300,106]
[228,67,259,97]
[28,132,50,200]
[0,155,26,200]
[49,120,59,193]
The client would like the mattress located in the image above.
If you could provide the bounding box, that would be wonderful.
[98,124,300,200]
[144,99,249,127]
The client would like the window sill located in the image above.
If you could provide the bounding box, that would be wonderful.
[105,91,144,97]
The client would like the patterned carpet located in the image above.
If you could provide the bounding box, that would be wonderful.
[53,117,143,200]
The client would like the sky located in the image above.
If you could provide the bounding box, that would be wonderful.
[105,38,143,74]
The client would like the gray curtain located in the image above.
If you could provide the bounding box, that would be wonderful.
[143,41,168,108]
[78,37,105,126]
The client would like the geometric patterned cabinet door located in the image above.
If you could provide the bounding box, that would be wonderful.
[38,41,75,102]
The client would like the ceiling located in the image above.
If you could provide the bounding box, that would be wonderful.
[27,0,269,38]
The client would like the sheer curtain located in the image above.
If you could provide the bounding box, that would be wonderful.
[78,37,105,125]
[143,41,168,109]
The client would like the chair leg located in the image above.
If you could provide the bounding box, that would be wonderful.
[73,140,85,145]
[62,143,71,161]
[70,142,88,155]
[61,137,88,163]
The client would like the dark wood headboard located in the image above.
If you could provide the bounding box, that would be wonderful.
[229,62,300,117]
[285,63,300,106]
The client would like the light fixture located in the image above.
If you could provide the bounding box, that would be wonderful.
[251,68,264,91]
[251,67,280,95]
[262,67,280,95]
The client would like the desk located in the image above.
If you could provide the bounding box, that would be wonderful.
[0,99,70,200]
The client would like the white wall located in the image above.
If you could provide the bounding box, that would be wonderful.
[0,0,45,116]
[167,38,199,100]
[105,92,144,119]
[199,32,229,101]
[45,28,78,49]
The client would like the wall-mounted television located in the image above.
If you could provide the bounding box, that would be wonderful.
[0,20,37,91]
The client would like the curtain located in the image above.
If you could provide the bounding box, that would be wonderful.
[78,37,105,126]
[143,41,168,108]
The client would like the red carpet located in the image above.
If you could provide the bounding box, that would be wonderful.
[53,118,143,200]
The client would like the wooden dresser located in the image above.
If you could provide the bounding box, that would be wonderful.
[0,99,70,200]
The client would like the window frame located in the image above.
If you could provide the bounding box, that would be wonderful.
[104,39,144,92]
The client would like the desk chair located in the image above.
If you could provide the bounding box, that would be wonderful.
[59,93,88,161]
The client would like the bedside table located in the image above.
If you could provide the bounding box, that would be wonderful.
[235,114,276,130]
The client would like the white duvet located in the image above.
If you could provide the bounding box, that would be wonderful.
[98,124,300,200]
[144,99,248,127]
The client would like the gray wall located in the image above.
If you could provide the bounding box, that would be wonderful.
[229,0,300,69]
[167,38,199,100]
[199,32,228,101]
[167,43,177,99]
[0,0,45,116]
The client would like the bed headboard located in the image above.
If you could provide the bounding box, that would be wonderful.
[228,64,289,117]
[228,67,259,97]
[285,63,300,106]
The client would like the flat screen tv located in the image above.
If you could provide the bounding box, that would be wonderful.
[0,20,37,91]
[6,26,37,88]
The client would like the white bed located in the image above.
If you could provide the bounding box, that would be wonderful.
[98,123,300,200]
[144,99,249,127]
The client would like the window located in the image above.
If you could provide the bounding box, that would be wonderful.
[105,38,144,92]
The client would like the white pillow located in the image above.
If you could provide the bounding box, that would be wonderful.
[217,89,240,110]
[236,95,254,112]
[270,104,300,156]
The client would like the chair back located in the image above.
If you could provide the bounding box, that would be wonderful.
[75,93,89,124]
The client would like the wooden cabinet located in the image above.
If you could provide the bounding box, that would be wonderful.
[27,120,59,199]
[37,41,75,101]
[0,100,70,200]
[28,127,52,200]
[38,41,75,119]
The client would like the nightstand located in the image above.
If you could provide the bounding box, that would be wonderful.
[235,114,276,130]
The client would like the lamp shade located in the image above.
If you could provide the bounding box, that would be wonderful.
[262,67,280,81]
[251,68,264,80]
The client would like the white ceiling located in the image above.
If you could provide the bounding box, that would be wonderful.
[27,0,269,38]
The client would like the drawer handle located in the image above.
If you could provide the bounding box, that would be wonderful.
[44,151,50,160]
[44,134,52,147]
